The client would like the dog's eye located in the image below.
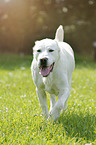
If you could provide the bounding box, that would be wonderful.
[49,49,54,52]
[37,49,41,53]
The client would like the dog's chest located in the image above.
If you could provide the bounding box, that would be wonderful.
[42,77,59,95]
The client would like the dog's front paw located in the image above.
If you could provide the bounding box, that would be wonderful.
[48,111,59,122]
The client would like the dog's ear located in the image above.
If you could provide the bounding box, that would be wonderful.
[35,41,39,45]
[33,41,39,53]
[55,25,64,42]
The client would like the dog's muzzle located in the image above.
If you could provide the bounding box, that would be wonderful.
[39,58,55,77]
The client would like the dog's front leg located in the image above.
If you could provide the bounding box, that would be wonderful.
[49,88,70,121]
[36,88,48,119]
[49,94,56,112]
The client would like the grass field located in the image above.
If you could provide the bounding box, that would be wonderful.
[0,54,96,145]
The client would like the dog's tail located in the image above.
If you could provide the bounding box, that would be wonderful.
[55,25,64,42]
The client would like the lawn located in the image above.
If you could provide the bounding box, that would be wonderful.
[0,54,96,145]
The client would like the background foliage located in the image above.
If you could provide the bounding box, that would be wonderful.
[0,0,96,56]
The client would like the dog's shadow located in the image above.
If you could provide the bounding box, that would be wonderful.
[58,111,96,142]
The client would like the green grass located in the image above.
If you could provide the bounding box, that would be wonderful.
[0,54,96,145]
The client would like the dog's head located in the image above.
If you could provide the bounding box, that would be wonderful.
[33,39,60,77]
[33,25,64,77]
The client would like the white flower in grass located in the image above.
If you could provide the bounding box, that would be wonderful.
[89,107,92,109]
[21,67,25,70]
[6,107,8,112]
[83,86,86,89]
[20,94,26,98]
[71,107,74,110]
[89,99,94,102]
[77,104,81,106]
[80,95,83,98]
[8,72,13,76]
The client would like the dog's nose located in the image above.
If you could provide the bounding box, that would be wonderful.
[40,58,48,66]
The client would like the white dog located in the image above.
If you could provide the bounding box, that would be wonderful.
[31,25,75,121]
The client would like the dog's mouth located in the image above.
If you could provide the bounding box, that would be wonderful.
[39,63,55,77]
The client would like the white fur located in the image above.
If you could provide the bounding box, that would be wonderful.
[31,25,75,121]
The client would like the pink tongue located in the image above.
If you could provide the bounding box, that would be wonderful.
[40,66,52,76]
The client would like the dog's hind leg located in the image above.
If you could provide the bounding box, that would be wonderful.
[49,94,56,112]
[36,88,48,119]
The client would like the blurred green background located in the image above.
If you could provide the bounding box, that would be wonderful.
[0,0,96,59]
